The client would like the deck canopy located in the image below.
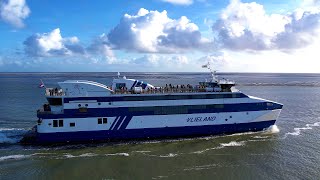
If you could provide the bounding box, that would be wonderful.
[58,80,113,97]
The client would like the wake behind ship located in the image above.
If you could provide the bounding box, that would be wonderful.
[21,69,283,144]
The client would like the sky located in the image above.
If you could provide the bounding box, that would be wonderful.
[0,0,319,72]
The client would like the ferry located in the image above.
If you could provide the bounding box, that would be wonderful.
[21,66,283,144]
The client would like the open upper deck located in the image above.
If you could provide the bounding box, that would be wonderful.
[43,75,236,97]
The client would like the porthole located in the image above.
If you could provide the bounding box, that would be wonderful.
[78,104,81,107]
[85,104,88,107]
[98,102,101,105]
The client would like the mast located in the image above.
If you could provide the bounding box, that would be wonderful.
[202,62,218,83]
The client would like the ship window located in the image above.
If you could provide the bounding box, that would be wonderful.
[103,118,108,124]
[70,122,75,127]
[267,102,273,106]
[98,118,102,124]
[116,83,126,89]
[214,104,224,108]
[47,98,62,106]
[53,120,58,127]
[59,120,63,127]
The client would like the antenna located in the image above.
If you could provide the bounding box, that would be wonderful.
[202,62,218,82]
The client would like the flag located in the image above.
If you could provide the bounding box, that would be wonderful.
[202,64,208,68]
[38,79,45,88]
[39,83,45,88]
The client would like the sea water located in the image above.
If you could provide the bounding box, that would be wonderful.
[0,72,320,179]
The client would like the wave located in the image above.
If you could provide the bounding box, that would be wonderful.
[284,122,320,137]
[63,153,98,159]
[159,153,178,158]
[263,125,280,134]
[0,154,32,162]
[240,81,320,87]
[183,164,218,171]
[105,153,129,157]
[0,128,28,144]
[220,141,245,147]
[192,140,245,154]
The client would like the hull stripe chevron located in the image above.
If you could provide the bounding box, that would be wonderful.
[119,115,133,130]
[109,116,120,130]
[113,116,126,130]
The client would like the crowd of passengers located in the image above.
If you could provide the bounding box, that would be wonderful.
[47,88,64,96]
[113,84,221,94]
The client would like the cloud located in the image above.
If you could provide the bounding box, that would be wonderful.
[213,0,320,51]
[0,0,30,28]
[160,0,193,5]
[132,54,189,68]
[23,28,114,59]
[107,8,211,53]
[86,33,114,58]
[23,28,85,57]
[198,53,231,71]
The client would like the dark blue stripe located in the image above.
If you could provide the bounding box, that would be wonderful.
[32,120,276,144]
[38,102,282,119]
[63,93,248,103]
[119,115,133,130]
[112,116,125,130]
[131,80,137,89]
[109,116,120,130]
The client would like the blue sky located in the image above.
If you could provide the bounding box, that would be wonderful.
[0,0,319,72]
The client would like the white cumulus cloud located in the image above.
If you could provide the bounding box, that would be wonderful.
[24,28,114,59]
[24,28,85,57]
[87,33,114,58]
[0,0,30,28]
[160,0,193,5]
[213,0,320,51]
[107,8,211,53]
[132,54,189,68]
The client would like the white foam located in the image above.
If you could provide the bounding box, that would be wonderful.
[285,122,320,137]
[133,150,151,153]
[159,153,178,158]
[184,164,217,171]
[253,136,269,139]
[264,125,280,134]
[105,153,129,157]
[63,153,98,158]
[192,146,224,154]
[0,128,28,144]
[192,141,245,154]
[220,141,245,147]
[0,154,31,161]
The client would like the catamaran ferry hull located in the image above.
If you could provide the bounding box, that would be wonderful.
[22,108,281,144]
[28,120,276,144]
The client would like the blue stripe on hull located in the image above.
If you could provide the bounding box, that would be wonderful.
[34,120,276,144]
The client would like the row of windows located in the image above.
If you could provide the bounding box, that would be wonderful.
[128,104,226,114]
[65,93,246,103]
[128,102,275,115]
[98,118,108,124]
[53,119,63,127]
[52,120,76,127]
[51,118,108,128]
